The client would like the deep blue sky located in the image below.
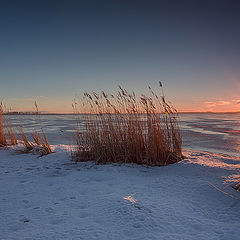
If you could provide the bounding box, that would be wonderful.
[1,0,240,112]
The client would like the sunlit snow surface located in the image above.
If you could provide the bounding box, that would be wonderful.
[0,145,239,240]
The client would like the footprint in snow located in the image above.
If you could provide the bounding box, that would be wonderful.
[45,207,54,213]
[19,216,30,223]
[78,211,89,218]
[22,199,29,204]
[78,204,87,209]
[49,218,62,225]
[25,168,33,171]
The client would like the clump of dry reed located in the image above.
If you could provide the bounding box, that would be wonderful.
[32,129,53,156]
[0,102,7,147]
[0,100,53,156]
[18,125,52,156]
[18,126,34,151]
[0,100,52,156]
[0,102,18,147]
[31,101,53,156]
[73,82,183,166]
[0,103,19,147]
[6,120,18,145]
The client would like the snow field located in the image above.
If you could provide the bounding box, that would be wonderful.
[0,146,239,240]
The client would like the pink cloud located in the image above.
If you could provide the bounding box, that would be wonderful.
[204,101,231,107]
[233,99,240,104]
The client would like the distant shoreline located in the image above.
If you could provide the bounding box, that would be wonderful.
[3,111,240,115]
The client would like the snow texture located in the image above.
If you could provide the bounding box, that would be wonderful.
[0,145,240,240]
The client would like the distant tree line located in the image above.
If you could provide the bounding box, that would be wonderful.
[4,111,40,115]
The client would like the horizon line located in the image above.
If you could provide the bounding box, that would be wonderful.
[4,111,240,115]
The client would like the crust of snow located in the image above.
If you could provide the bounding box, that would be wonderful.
[0,145,239,240]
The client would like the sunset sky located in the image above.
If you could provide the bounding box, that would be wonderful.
[1,0,240,113]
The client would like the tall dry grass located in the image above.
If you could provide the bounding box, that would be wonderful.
[0,101,53,156]
[32,129,53,156]
[73,82,183,166]
[0,102,7,147]
[0,102,18,146]
[6,120,18,145]
[31,101,53,156]
[19,126,34,151]
[18,125,52,156]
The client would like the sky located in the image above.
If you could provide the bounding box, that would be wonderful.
[0,0,240,113]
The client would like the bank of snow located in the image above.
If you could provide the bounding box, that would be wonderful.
[0,145,239,240]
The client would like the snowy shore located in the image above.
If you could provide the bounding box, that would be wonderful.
[0,146,239,240]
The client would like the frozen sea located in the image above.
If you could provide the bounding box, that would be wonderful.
[5,113,240,158]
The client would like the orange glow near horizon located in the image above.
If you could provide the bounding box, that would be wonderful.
[6,100,240,114]
[5,93,240,114]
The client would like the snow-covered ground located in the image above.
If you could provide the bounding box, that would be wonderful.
[0,145,240,240]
